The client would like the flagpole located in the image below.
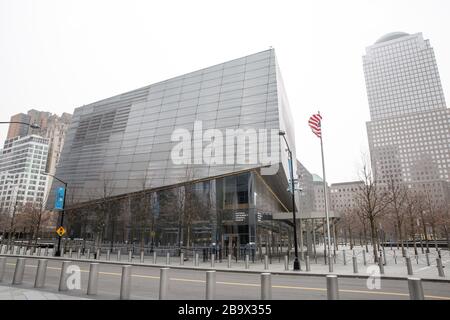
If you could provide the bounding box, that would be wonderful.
[319,121,333,273]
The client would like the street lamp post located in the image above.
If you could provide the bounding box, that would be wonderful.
[279,130,300,271]
[44,172,67,257]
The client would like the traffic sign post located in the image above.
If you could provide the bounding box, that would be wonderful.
[51,180,67,257]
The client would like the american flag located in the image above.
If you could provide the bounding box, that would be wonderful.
[308,113,322,138]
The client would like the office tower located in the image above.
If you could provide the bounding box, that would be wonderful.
[0,135,49,213]
[5,110,72,202]
[363,32,450,206]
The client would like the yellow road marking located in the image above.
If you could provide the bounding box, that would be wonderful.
[4,262,450,300]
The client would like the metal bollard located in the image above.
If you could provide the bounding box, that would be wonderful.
[394,250,397,264]
[206,270,216,300]
[106,249,110,261]
[405,256,413,275]
[352,256,358,273]
[128,250,132,262]
[264,255,269,270]
[86,248,90,259]
[44,247,49,257]
[96,249,100,260]
[140,250,145,263]
[117,249,121,261]
[343,250,346,265]
[180,252,184,265]
[77,248,81,259]
[37,247,42,256]
[261,273,272,300]
[159,268,169,300]
[211,254,215,268]
[153,251,157,264]
[0,257,6,282]
[378,254,385,274]
[16,246,21,255]
[284,255,289,271]
[425,253,430,266]
[227,254,231,268]
[195,253,199,266]
[120,265,132,300]
[326,275,339,300]
[12,258,26,285]
[436,258,445,277]
[87,263,100,295]
[306,255,311,271]
[362,250,366,266]
[415,255,419,264]
[69,248,73,258]
[34,259,48,288]
[58,261,71,291]
[407,278,424,300]
[245,254,250,269]
[166,252,170,265]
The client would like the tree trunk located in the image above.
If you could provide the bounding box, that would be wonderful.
[421,215,430,253]
[363,221,369,253]
[369,218,378,262]
[397,222,405,257]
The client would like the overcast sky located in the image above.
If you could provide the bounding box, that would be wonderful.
[1,0,449,184]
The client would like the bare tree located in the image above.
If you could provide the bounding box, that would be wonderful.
[354,162,391,262]
[386,177,408,256]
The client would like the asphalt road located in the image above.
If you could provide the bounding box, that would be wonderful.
[1,257,449,300]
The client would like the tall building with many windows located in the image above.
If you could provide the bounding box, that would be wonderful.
[363,32,450,198]
[0,135,49,213]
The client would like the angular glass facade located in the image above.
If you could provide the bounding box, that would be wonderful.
[51,49,297,252]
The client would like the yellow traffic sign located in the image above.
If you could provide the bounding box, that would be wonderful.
[56,226,66,237]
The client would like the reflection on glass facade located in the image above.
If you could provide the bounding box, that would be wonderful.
[52,49,297,251]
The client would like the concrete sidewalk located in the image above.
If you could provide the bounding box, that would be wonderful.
[0,285,90,300]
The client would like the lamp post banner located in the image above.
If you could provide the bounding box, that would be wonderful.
[55,187,65,210]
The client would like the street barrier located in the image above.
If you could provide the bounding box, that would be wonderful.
[34,259,48,288]
[77,248,81,259]
[153,251,157,264]
[180,252,184,265]
[106,249,110,261]
[362,250,367,266]
[87,263,100,295]
[211,254,215,268]
[407,277,424,300]
[195,253,199,266]
[12,258,26,285]
[436,258,445,277]
[352,256,358,274]
[245,255,250,269]
[117,249,121,262]
[166,252,170,265]
[326,275,339,300]
[227,254,231,268]
[58,261,70,291]
[120,265,132,300]
[284,255,289,271]
[96,249,100,260]
[206,270,216,300]
[343,250,346,265]
[261,273,271,300]
[128,250,132,262]
[0,257,6,282]
[306,255,311,272]
[159,268,169,300]
[405,256,413,275]
[264,255,269,270]
[140,250,145,264]
[426,253,430,266]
